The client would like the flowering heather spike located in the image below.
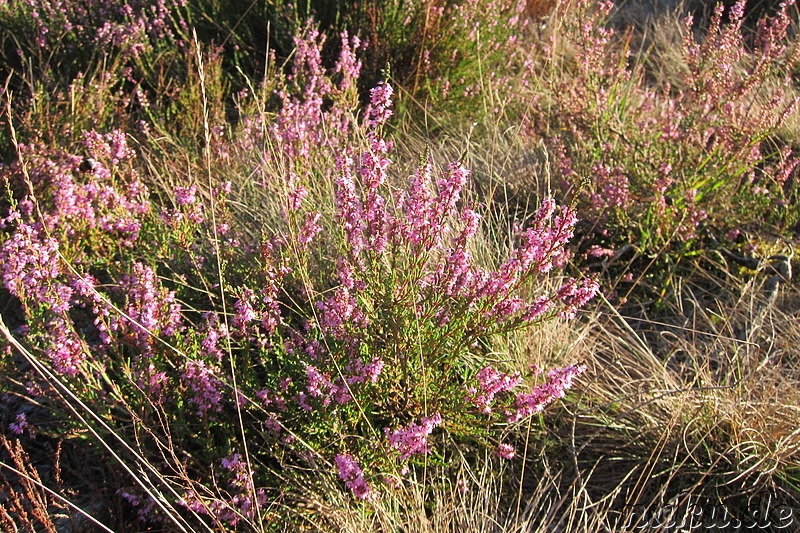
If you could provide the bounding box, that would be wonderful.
[335,155,367,256]
[468,367,523,414]
[334,31,363,93]
[9,413,30,436]
[47,318,87,377]
[346,357,385,384]
[335,453,376,501]
[267,24,363,163]
[495,443,516,459]
[401,160,435,245]
[182,360,224,418]
[316,287,368,340]
[175,185,197,206]
[305,365,333,401]
[298,212,323,245]
[435,162,470,219]
[115,263,182,354]
[0,223,66,310]
[556,277,600,319]
[287,183,308,211]
[507,364,586,423]
[232,289,257,335]
[384,413,443,459]
[366,82,394,129]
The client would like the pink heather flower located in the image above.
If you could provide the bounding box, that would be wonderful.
[115,262,182,354]
[316,287,368,340]
[384,413,442,459]
[233,290,257,334]
[119,489,158,522]
[287,185,308,211]
[264,413,282,435]
[330,379,353,405]
[556,277,600,319]
[175,185,197,206]
[266,24,361,161]
[335,453,376,501]
[586,245,615,259]
[83,130,135,163]
[334,157,366,256]
[495,443,515,460]
[298,212,322,245]
[182,360,224,418]
[47,319,86,377]
[400,161,433,244]
[221,453,253,490]
[9,413,29,435]
[135,362,169,405]
[0,223,64,308]
[468,367,523,414]
[366,82,394,129]
[346,357,385,384]
[255,389,288,412]
[333,31,363,93]
[516,200,577,274]
[522,296,554,322]
[726,229,741,241]
[305,365,333,401]
[507,364,586,423]
[201,313,227,363]
[336,257,364,291]
[436,162,469,218]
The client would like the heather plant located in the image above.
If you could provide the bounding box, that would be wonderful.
[312,0,533,120]
[0,24,598,527]
[523,0,800,258]
[0,0,189,68]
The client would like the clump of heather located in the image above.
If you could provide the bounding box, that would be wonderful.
[0,33,596,529]
[0,0,188,63]
[333,0,531,116]
[524,0,800,255]
[224,22,365,215]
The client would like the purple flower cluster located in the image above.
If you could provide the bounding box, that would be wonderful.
[45,319,87,377]
[0,223,64,311]
[6,0,188,59]
[506,364,586,423]
[0,134,156,378]
[345,357,385,385]
[556,277,601,320]
[181,360,224,418]
[299,363,355,409]
[384,413,443,460]
[9,413,33,437]
[326,82,591,343]
[316,287,369,340]
[465,362,587,425]
[268,27,362,162]
[114,263,183,356]
[467,367,523,414]
[529,0,799,249]
[494,443,515,460]
[335,453,376,501]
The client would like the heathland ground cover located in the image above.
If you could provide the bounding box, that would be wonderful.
[1,0,799,531]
